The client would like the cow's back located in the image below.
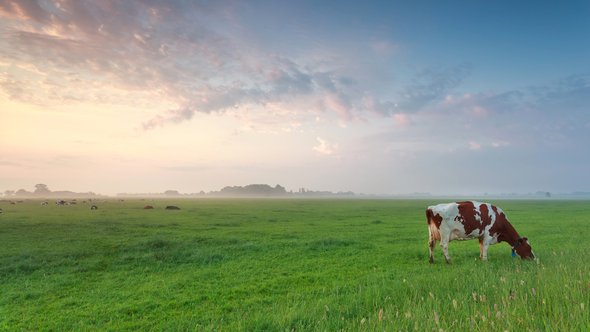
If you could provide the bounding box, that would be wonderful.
[426,202,460,228]
[429,201,505,238]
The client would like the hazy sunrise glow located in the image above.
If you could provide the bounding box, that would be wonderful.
[1,1,589,195]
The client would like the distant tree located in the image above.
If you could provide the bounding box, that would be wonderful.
[545,192,551,198]
[219,184,287,196]
[273,184,287,195]
[34,184,51,196]
[164,190,180,196]
[15,189,32,197]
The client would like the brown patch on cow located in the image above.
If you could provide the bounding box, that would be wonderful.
[489,206,518,244]
[478,203,492,227]
[515,239,533,259]
[455,201,481,235]
[454,202,494,236]
[426,208,442,228]
[144,205,154,209]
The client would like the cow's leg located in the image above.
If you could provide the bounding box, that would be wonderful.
[440,237,451,264]
[480,238,490,261]
[428,229,436,263]
[479,238,484,260]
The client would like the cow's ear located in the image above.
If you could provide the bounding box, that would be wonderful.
[522,237,528,242]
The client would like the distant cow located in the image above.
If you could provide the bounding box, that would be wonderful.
[165,205,180,210]
[56,200,67,206]
[144,205,154,209]
[426,201,535,263]
[41,201,49,206]
[90,205,98,210]
[0,208,3,214]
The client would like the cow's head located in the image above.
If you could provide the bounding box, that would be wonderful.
[512,237,535,260]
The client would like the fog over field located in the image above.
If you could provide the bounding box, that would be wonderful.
[1,1,589,196]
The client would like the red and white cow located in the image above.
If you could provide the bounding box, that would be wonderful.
[426,201,535,263]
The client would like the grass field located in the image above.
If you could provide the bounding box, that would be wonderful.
[1,198,589,331]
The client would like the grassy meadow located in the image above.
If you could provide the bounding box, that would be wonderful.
[0,198,589,331]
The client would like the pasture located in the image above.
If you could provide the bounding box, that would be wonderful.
[1,199,589,330]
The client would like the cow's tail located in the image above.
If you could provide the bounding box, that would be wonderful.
[426,208,441,241]
[426,208,441,263]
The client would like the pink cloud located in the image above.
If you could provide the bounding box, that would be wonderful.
[469,141,482,150]
[491,141,510,148]
[393,113,410,126]
[324,93,352,120]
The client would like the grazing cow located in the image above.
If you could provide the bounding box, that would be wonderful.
[143,205,154,209]
[165,205,180,210]
[90,205,98,210]
[41,201,49,206]
[0,208,3,214]
[426,201,535,263]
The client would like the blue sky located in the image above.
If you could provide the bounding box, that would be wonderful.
[1,0,589,195]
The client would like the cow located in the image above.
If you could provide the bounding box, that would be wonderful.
[144,205,154,209]
[90,205,98,210]
[426,201,535,263]
[165,205,180,210]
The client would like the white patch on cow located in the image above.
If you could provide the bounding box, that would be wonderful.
[480,203,497,244]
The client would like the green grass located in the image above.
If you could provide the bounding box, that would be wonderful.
[1,199,589,331]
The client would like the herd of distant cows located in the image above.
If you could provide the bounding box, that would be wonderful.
[1,199,535,262]
[0,199,182,212]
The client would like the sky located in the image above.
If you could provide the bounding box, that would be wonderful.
[1,0,590,196]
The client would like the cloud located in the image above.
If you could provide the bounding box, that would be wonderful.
[2,0,587,143]
[0,1,423,130]
[530,74,590,113]
[398,63,472,111]
[371,40,397,57]
[491,141,510,148]
[469,142,481,151]
[1,1,374,130]
[0,0,50,22]
[142,107,194,130]
[323,93,352,120]
[313,137,338,156]
[392,113,410,126]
